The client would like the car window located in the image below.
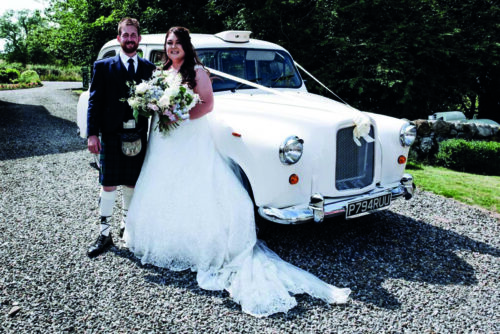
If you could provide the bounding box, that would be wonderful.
[146,48,302,92]
[197,48,302,92]
[102,50,116,59]
[150,50,165,66]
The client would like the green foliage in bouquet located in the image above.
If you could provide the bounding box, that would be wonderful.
[126,70,200,134]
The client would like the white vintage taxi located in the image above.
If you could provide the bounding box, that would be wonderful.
[77,31,416,224]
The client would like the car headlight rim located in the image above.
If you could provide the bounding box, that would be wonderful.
[400,123,417,147]
[279,135,304,165]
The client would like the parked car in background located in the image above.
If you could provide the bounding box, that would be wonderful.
[77,31,416,224]
[429,111,500,126]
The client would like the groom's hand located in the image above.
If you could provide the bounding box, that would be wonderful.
[88,135,101,154]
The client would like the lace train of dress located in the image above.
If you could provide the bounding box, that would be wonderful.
[124,116,350,317]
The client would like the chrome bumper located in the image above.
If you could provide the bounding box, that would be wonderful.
[258,173,415,224]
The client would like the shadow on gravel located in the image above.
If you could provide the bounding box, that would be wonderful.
[111,209,499,316]
[0,100,85,160]
[110,246,247,313]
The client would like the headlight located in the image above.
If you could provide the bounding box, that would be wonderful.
[279,135,304,165]
[400,123,417,147]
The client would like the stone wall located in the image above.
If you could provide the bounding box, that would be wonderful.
[410,119,500,161]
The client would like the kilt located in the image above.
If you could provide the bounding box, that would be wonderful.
[99,133,147,186]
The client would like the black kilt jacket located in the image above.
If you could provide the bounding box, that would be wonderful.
[87,54,156,186]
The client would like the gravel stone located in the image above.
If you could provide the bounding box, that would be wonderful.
[0,82,499,333]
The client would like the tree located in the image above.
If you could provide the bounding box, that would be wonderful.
[300,0,499,121]
[0,9,54,64]
[45,0,113,66]
[45,0,225,66]
[35,0,500,121]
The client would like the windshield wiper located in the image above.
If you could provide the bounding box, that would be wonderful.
[270,74,295,87]
[231,78,262,92]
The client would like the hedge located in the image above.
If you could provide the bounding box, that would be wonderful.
[0,68,20,83]
[19,70,41,84]
[435,139,500,176]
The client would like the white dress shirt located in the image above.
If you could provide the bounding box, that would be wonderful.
[120,52,138,72]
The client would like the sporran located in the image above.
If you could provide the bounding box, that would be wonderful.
[120,119,143,157]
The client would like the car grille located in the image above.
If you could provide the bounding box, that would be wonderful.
[335,125,375,190]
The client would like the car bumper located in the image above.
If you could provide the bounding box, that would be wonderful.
[258,174,415,224]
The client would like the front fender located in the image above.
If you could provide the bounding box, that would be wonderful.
[367,112,411,184]
[208,108,330,208]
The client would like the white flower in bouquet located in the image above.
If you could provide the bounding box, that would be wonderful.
[135,82,150,95]
[128,97,142,110]
[158,94,171,109]
[162,85,180,104]
[164,70,182,86]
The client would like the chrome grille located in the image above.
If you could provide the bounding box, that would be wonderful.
[335,126,374,190]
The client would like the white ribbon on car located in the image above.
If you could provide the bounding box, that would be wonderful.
[294,62,374,146]
[352,114,374,146]
[206,67,305,102]
[206,66,374,146]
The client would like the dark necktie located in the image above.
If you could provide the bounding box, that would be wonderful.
[127,58,135,78]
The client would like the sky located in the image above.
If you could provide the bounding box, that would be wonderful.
[0,0,49,52]
[0,0,48,15]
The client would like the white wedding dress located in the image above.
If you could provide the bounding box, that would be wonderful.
[124,114,350,317]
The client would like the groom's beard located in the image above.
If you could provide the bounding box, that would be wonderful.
[121,41,139,54]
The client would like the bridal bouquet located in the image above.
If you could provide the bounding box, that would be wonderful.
[127,69,201,133]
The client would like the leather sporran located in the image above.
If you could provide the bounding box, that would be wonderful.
[120,119,143,157]
[120,131,142,156]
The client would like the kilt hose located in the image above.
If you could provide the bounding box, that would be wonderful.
[99,133,148,187]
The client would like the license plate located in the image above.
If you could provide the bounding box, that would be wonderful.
[346,193,392,218]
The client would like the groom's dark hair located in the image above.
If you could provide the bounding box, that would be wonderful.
[118,17,140,36]
[162,26,205,89]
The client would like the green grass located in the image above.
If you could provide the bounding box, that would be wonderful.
[406,162,500,213]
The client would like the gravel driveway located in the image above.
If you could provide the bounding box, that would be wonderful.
[1,82,499,333]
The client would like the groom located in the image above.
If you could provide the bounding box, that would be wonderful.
[86,17,156,258]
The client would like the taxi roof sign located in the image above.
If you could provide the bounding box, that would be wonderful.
[215,31,252,43]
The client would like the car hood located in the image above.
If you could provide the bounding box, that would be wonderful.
[214,90,366,125]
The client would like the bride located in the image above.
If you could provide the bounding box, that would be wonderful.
[124,26,350,317]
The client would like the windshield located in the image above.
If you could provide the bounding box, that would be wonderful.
[197,48,302,92]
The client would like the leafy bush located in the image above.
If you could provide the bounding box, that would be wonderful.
[435,139,500,175]
[0,68,20,83]
[27,64,82,81]
[0,71,9,83]
[0,62,24,72]
[19,70,41,84]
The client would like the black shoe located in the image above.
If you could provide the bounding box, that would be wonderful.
[87,234,113,258]
[119,227,125,238]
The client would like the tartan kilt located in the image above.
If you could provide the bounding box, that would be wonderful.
[99,133,147,186]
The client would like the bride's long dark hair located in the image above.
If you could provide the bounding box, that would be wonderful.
[162,27,204,89]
